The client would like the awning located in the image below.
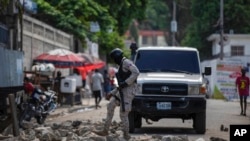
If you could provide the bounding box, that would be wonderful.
[75,53,106,79]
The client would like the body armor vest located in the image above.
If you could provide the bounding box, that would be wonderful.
[118,59,131,82]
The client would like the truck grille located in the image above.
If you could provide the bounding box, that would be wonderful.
[142,83,188,95]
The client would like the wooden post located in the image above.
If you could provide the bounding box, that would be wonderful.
[8,94,19,136]
[71,92,75,106]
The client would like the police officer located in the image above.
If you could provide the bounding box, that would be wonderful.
[93,48,139,140]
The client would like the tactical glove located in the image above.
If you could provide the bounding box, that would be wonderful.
[119,81,128,88]
[105,93,112,100]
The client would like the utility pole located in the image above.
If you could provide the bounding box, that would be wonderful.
[219,0,224,60]
[20,0,25,52]
[171,0,177,46]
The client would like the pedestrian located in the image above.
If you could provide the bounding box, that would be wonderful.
[103,69,111,99]
[84,70,93,105]
[54,71,62,104]
[235,68,249,116]
[79,67,87,88]
[23,76,35,97]
[92,48,140,140]
[129,41,138,61]
[20,76,35,105]
[91,69,104,109]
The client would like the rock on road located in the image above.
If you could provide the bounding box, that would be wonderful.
[47,99,250,141]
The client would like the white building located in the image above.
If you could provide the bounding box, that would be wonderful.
[207,34,250,58]
[125,30,168,48]
[201,34,250,101]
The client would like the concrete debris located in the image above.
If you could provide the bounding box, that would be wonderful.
[0,119,207,141]
[195,138,206,141]
[220,124,228,132]
[161,135,189,141]
[210,137,227,141]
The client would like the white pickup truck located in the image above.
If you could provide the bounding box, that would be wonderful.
[129,46,211,134]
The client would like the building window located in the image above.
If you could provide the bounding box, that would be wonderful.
[142,35,158,46]
[142,36,148,45]
[231,46,244,56]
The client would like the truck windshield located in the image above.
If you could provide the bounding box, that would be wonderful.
[135,50,200,74]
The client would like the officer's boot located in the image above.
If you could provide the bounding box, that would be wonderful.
[123,132,131,140]
[92,123,109,136]
[92,129,108,136]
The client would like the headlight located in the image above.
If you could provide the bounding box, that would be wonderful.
[188,84,207,95]
[188,85,200,95]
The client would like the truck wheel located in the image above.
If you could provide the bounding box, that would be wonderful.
[128,111,135,133]
[193,112,206,134]
[134,114,142,128]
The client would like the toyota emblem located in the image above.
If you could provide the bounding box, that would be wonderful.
[161,86,169,93]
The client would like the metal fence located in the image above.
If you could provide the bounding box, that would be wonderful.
[0,47,23,87]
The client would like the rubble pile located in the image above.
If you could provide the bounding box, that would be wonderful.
[0,119,205,141]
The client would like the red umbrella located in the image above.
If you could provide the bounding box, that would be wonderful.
[76,53,95,65]
[75,53,106,78]
[76,53,105,66]
[34,49,85,68]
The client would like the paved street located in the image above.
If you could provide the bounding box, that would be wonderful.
[47,98,250,141]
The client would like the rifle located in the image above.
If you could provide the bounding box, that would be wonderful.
[115,72,125,112]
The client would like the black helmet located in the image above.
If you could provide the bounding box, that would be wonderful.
[110,48,123,65]
[241,67,246,75]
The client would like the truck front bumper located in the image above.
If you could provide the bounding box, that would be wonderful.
[132,95,206,119]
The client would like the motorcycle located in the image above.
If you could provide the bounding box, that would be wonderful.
[18,88,57,128]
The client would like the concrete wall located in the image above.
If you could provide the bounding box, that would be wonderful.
[22,15,73,75]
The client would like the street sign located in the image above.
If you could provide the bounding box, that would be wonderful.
[171,20,177,32]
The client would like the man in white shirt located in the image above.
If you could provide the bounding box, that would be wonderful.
[91,69,104,109]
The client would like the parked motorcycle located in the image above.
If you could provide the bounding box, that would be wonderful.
[19,88,57,128]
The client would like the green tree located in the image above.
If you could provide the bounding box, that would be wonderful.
[95,0,148,54]
[34,0,115,41]
[163,0,193,45]
[33,0,148,58]
[142,0,169,30]
[182,0,250,60]
[138,0,192,46]
[129,20,139,43]
[0,0,10,15]
[135,0,170,45]
[96,0,148,35]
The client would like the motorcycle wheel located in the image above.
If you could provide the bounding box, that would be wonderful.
[36,115,46,124]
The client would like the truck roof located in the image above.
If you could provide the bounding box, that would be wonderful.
[138,46,198,51]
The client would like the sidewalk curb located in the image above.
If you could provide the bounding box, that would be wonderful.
[48,98,109,118]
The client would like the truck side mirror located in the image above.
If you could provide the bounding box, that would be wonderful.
[204,67,211,76]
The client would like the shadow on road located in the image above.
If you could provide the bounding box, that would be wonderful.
[132,126,198,135]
